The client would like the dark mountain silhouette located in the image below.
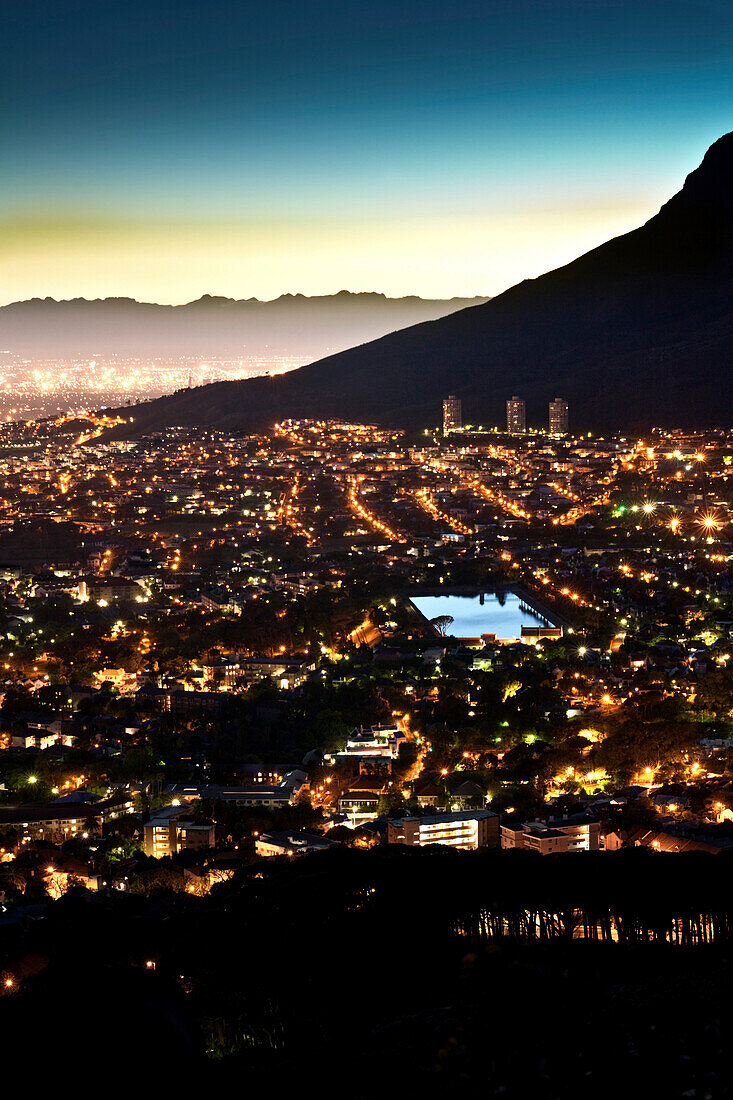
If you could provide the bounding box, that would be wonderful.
[0,291,488,359]
[107,131,733,436]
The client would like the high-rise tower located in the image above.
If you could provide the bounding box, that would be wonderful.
[443,394,462,434]
[506,396,526,433]
[549,397,569,436]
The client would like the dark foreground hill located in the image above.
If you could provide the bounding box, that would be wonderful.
[101,132,733,437]
[4,848,733,1090]
[0,290,487,359]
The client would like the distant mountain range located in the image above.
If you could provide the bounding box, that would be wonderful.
[0,291,488,359]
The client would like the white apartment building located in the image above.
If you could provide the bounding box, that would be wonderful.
[388,809,499,850]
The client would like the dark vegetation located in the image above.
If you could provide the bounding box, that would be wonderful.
[3,846,733,1094]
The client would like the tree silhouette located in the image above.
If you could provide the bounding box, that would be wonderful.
[430,615,454,637]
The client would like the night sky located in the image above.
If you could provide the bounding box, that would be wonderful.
[3,0,733,303]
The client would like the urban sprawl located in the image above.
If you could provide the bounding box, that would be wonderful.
[1,396,733,1007]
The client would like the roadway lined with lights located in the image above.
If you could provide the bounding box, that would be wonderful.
[347,476,404,542]
[409,488,473,535]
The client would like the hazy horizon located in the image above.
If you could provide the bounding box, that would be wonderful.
[0,290,487,418]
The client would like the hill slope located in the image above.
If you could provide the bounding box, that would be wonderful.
[108,132,733,435]
[0,291,488,359]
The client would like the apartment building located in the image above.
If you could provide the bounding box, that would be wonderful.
[335,724,407,763]
[388,809,499,850]
[506,396,526,433]
[0,793,133,843]
[143,807,216,858]
[501,814,600,854]
[443,395,463,434]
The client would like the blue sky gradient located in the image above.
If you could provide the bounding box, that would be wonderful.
[3,0,733,302]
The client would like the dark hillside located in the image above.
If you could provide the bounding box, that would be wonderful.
[104,131,733,437]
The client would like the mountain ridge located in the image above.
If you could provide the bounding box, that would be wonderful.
[76,132,733,432]
[6,289,484,306]
[0,291,489,359]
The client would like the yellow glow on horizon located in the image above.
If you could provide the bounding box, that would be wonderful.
[0,195,653,305]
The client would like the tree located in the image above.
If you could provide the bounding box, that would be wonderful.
[313,709,350,752]
[430,615,454,638]
[377,788,406,816]
[127,862,185,894]
[694,669,733,721]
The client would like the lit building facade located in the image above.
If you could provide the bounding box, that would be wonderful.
[501,815,599,854]
[506,396,526,433]
[549,397,569,436]
[443,395,462,434]
[388,809,499,850]
[143,810,216,858]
